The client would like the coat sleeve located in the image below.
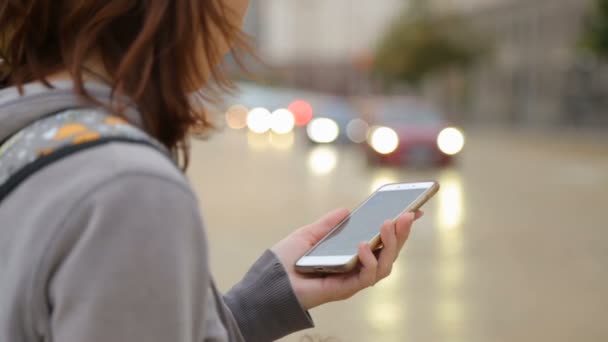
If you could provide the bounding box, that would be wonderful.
[223,250,314,341]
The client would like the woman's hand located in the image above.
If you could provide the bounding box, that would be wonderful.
[271,208,423,310]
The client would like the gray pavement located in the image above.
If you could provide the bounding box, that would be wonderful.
[187,128,608,342]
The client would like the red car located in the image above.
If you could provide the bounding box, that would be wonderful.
[362,98,465,167]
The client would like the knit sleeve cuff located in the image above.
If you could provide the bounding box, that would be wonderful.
[223,250,314,341]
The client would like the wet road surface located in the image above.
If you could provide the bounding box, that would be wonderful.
[188,128,608,342]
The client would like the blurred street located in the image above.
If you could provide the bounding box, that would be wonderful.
[188,128,608,342]
[186,1,608,339]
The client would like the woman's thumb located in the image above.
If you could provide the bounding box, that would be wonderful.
[307,208,350,237]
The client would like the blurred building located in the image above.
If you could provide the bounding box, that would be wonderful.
[424,0,608,127]
[244,0,406,94]
[244,0,606,127]
[428,0,509,14]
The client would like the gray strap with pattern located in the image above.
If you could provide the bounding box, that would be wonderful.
[0,108,171,202]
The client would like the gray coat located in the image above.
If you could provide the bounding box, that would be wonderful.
[0,81,313,342]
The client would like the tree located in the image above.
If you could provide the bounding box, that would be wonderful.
[374,4,485,85]
[583,0,608,60]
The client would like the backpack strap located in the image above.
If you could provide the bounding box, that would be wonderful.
[0,108,172,204]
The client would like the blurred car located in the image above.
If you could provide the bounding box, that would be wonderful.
[219,83,371,145]
[219,82,311,134]
[362,97,465,167]
[304,95,362,144]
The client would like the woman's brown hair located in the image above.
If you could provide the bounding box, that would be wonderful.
[0,0,250,168]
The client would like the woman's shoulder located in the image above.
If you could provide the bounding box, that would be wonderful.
[87,141,187,185]
[8,139,197,219]
[59,140,194,199]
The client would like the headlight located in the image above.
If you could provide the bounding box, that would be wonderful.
[288,100,313,126]
[270,108,295,135]
[437,127,465,155]
[346,118,369,143]
[247,107,272,134]
[306,118,340,143]
[225,104,248,130]
[369,126,399,154]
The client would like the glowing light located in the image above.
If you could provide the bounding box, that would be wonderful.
[269,132,295,150]
[306,118,339,144]
[307,146,338,175]
[437,171,464,230]
[369,126,399,154]
[224,104,248,130]
[432,170,466,336]
[346,118,369,143]
[246,107,272,134]
[270,108,295,135]
[288,100,313,126]
[437,127,465,155]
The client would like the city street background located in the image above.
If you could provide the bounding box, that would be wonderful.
[190,0,607,340]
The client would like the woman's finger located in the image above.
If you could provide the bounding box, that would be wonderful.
[302,208,350,241]
[316,208,350,227]
[357,242,378,288]
[334,242,377,299]
[395,212,415,251]
[376,220,398,279]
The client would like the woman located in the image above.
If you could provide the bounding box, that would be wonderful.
[0,1,421,341]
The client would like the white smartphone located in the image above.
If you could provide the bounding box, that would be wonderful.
[295,181,439,274]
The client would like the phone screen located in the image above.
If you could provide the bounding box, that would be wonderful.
[307,188,427,257]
